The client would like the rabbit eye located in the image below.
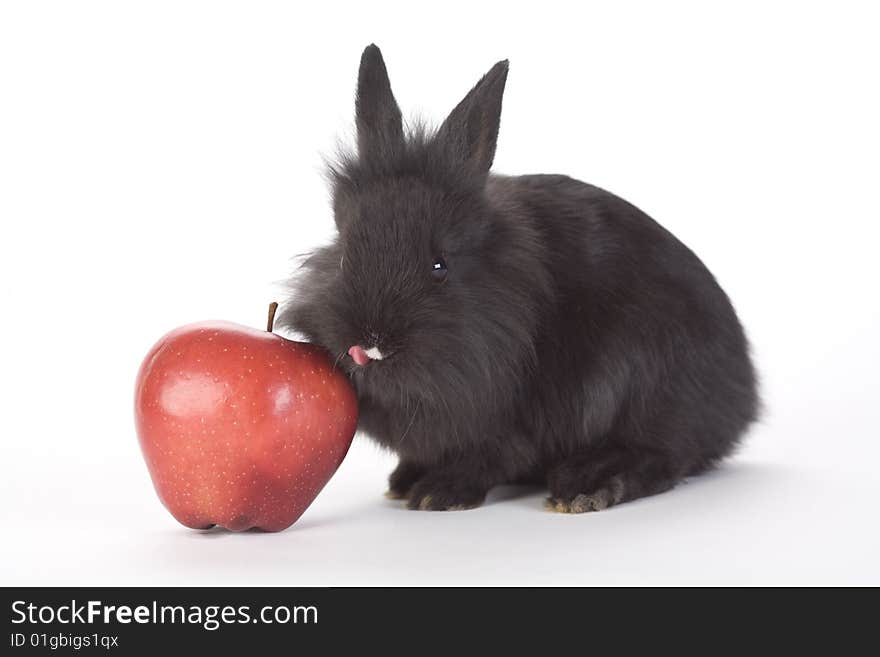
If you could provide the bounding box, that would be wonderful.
[431,256,448,281]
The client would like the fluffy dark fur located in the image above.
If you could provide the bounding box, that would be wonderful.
[278,44,759,512]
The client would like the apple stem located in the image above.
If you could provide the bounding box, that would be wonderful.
[267,301,278,333]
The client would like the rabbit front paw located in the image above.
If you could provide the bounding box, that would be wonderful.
[385,460,425,500]
[404,472,487,511]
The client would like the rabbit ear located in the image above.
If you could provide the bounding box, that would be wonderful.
[356,44,404,163]
[437,59,509,177]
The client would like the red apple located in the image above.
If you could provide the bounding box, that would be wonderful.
[134,305,358,532]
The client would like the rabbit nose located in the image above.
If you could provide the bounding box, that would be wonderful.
[348,345,370,366]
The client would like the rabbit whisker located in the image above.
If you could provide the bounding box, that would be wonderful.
[397,399,421,446]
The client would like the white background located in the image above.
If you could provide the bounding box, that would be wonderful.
[1,1,878,586]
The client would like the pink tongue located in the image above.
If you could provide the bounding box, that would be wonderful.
[348,345,370,366]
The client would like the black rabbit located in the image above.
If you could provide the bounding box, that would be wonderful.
[279,45,759,512]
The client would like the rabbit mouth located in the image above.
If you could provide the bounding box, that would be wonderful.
[348,344,390,366]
